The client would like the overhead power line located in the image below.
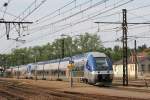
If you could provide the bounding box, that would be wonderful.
[30,0,109,31]
[26,0,133,43]
[128,3,150,12]
[5,0,47,40]
[0,10,18,18]
[3,20,33,40]
[128,36,150,38]
[34,0,97,24]
[0,0,47,54]
[28,0,127,33]
[0,41,15,54]
[13,0,47,21]
[35,0,77,23]
[0,0,47,40]
[94,21,150,24]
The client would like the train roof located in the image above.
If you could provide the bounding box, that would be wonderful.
[31,52,106,65]
[87,52,106,58]
[8,52,107,68]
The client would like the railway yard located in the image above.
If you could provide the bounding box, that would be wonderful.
[0,78,149,100]
[0,0,150,100]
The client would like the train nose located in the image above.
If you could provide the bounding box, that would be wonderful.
[97,74,112,82]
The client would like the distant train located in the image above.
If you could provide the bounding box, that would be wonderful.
[6,52,113,85]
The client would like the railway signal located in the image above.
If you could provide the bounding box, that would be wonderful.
[67,60,75,88]
[67,61,74,70]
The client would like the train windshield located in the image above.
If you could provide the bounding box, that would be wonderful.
[95,57,109,71]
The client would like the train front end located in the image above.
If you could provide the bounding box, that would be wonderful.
[84,52,113,86]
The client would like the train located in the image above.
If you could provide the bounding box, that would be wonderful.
[6,52,113,85]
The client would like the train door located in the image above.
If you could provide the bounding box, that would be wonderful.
[84,60,91,82]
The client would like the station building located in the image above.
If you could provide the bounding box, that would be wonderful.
[113,55,150,80]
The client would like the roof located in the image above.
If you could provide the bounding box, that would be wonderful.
[113,59,134,65]
[113,56,150,65]
[138,56,150,63]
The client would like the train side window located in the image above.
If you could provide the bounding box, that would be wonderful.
[62,71,64,75]
[52,70,56,75]
[80,66,84,70]
[47,71,49,75]
[45,71,47,75]
[62,71,65,75]
[60,71,62,75]
[51,70,53,75]
[63,71,66,75]
[54,70,57,75]
[59,70,62,75]
[40,71,42,75]
[48,71,51,75]
[38,71,40,75]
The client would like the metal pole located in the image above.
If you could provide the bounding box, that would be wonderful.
[22,54,25,65]
[16,54,19,79]
[57,60,60,80]
[62,38,65,58]
[35,56,37,80]
[134,40,137,79]
[17,65,19,79]
[42,64,45,80]
[70,38,73,88]
[70,69,73,88]
[122,9,128,86]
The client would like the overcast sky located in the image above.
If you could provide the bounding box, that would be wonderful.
[0,0,150,53]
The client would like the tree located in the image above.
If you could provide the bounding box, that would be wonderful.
[1,33,104,67]
[77,33,103,53]
[138,44,147,52]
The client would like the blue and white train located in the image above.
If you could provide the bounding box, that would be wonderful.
[82,52,113,85]
[6,52,113,85]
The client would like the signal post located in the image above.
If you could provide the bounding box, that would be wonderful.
[67,61,74,88]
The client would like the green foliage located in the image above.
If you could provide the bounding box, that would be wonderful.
[0,33,104,68]
[103,45,131,62]
[148,52,150,56]
[111,46,123,62]
[2,32,147,68]
[138,44,147,52]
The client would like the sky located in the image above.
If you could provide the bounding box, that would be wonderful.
[0,0,150,53]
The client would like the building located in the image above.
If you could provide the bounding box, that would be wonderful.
[113,55,150,80]
[138,56,150,78]
[113,59,137,80]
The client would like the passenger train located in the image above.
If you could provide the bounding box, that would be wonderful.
[6,52,113,85]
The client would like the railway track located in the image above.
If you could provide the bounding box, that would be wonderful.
[0,79,103,100]
[113,79,150,88]
[0,79,149,100]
